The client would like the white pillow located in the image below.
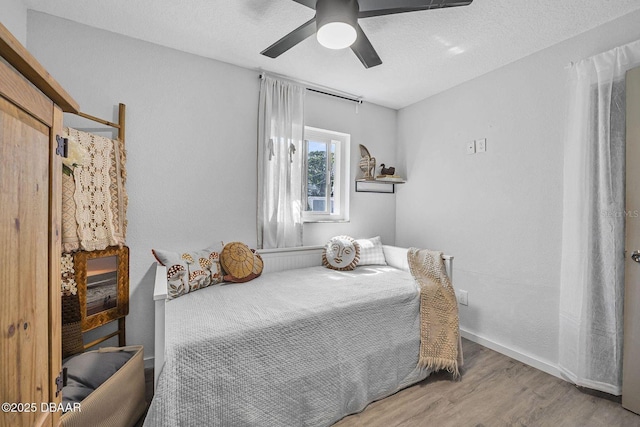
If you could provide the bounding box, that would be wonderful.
[355,236,387,266]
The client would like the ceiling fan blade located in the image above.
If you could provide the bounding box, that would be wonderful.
[292,0,317,9]
[261,18,317,58]
[351,24,382,68]
[358,0,473,18]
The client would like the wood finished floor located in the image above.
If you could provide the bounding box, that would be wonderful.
[139,339,640,427]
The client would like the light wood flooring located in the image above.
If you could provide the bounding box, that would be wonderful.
[139,339,640,427]
[336,339,640,427]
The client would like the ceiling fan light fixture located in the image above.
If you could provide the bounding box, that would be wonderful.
[315,0,359,50]
[317,22,357,49]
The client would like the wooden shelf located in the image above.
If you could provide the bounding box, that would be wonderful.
[355,179,406,193]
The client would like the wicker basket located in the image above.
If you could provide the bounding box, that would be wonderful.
[60,345,146,427]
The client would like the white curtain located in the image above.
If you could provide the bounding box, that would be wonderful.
[257,76,305,249]
[559,39,640,395]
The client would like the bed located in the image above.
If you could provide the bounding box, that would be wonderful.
[146,245,453,426]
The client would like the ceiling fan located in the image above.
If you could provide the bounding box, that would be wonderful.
[261,0,474,69]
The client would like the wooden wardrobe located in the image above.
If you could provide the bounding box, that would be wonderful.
[0,23,79,427]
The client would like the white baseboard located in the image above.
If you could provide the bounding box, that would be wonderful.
[460,328,562,380]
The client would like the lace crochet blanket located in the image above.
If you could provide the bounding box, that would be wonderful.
[408,247,463,377]
[62,128,127,252]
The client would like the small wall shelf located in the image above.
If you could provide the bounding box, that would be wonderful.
[355,178,406,194]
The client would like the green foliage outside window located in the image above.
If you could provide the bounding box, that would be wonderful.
[307,150,335,198]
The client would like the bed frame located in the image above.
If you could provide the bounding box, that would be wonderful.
[152,245,453,387]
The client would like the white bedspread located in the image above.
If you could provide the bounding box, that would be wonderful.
[145,265,429,427]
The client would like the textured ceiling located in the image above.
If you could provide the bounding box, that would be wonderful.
[25,0,640,109]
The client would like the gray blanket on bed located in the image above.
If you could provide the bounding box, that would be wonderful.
[144,265,429,427]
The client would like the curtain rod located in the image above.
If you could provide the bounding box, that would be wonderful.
[305,88,362,104]
[259,71,363,104]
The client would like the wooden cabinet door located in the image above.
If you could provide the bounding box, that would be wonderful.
[0,79,61,427]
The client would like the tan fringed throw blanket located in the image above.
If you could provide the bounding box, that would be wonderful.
[408,247,463,377]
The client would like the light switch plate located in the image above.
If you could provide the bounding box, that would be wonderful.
[458,290,469,306]
[476,138,486,153]
[466,141,476,155]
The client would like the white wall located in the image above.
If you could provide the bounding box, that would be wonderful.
[396,10,640,373]
[304,92,397,246]
[2,0,27,45]
[27,11,397,361]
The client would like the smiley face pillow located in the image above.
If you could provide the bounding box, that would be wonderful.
[322,235,361,271]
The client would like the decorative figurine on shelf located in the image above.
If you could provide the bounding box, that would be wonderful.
[379,164,396,176]
[359,144,376,180]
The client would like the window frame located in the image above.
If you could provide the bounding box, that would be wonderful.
[302,126,350,223]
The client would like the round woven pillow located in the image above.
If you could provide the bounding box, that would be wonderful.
[221,242,255,280]
[322,235,360,271]
[252,252,264,275]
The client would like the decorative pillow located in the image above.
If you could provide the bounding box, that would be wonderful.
[220,242,264,283]
[322,235,360,271]
[152,244,223,300]
[355,236,387,266]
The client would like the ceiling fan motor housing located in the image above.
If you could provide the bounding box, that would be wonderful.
[316,0,359,34]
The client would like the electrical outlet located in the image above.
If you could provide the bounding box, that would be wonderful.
[476,138,486,153]
[457,290,468,306]
[466,141,475,155]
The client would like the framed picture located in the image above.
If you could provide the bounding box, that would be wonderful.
[74,246,129,332]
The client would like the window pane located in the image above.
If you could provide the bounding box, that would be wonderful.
[307,141,328,212]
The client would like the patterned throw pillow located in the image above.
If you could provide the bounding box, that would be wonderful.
[355,236,387,265]
[322,235,360,271]
[152,245,223,300]
[220,242,264,283]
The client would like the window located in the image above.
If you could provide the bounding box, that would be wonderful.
[302,126,350,222]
